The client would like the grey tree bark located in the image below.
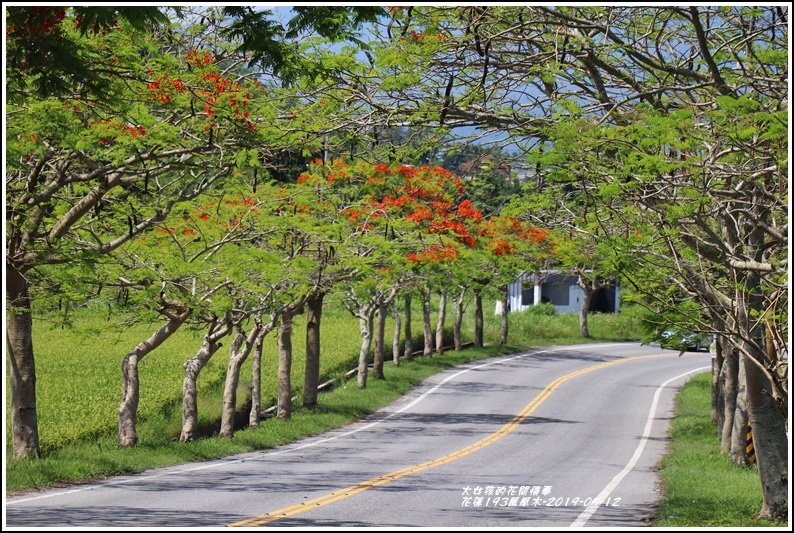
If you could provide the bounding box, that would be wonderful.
[303,292,325,408]
[453,286,466,351]
[403,294,413,359]
[499,286,509,345]
[422,289,434,355]
[372,304,387,379]
[473,288,484,348]
[220,321,265,437]
[392,301,401,365]
[181,318,231,441]
[119,308,190,447]
[435,289,447,354]
[720,347,739,453]
[579,289,592,338]
[248,334,265,427]
[740,214,788,519]
[277,310,296,420]
[729,351,749,465]
[7,263,40,459]
[356,307,375,388]
[711,333,724,424]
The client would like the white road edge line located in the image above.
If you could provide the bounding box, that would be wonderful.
[7,343,629,505]
[570,365,710,528]
[268,343,627,455]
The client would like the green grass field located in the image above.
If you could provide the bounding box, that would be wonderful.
[7,295,644,491]
[654,372,786,527]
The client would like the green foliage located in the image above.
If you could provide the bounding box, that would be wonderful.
[522,302,557,316]
[222,6,385,83]
[6,7,168,99]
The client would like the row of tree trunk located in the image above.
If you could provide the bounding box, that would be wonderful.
[117,286,493,447]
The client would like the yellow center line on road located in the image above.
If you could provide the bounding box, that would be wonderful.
[228,353,669,527]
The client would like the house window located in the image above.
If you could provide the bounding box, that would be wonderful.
[542,281,569,306]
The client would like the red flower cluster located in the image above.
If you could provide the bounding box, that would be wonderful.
[520,226,549,244]
[490,238,514,256]
[196,71,255,130]
[405,207,433,223]
[407,244,459,263]
[147,74,189,104]
[127,125,147,137]
[91,119,149,146]
[7,7,65,40]
[457,200,483,222]
[186,50,213,67]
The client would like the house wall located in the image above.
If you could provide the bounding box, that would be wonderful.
[497,272,620,315]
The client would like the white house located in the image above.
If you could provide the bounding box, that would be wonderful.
[496,271,620,314]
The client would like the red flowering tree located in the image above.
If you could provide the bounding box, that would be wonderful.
[464,215,555,346]
[112,185,285,445]
[5,13,305,457]
[293,159,506,381]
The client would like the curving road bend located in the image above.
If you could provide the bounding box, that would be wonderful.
[5,342,709,528]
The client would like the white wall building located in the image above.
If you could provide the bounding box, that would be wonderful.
[496,271,620,314]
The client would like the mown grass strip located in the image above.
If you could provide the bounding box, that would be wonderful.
[654,372,786,527]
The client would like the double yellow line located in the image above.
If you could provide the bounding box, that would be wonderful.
[228,354,655,527]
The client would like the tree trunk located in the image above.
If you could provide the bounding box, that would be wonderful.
[249,334,264,427]
[453,286,466,351]
[435,289,447,355]
[716,336,726,436]
[711,334,724,424]
[7,263,40,459]
[303,292,325,408]
[744,348,789,520]
[372,304,387,379]
[403,294,413,359]
[579,282,592,338]
[392,301,401,366]
[357,309,374,388]
[119,309,190,447]
[473,288,484,348]
[720,347,739,453]
[277,313,295,420]
[742,215,788,520]
[729,351,749,465]
[422,289,433,355]
[181,321,229,441]
[499,285,509,345]
[220,323,262,437]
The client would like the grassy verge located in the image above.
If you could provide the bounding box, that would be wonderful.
[654,372,786,527]
[7,344,522,493]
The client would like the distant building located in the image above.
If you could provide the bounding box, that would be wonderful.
[496,271,620,314]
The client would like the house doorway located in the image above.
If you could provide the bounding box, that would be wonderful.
[588,286,616,313]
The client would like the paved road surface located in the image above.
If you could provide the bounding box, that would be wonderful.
[5,342,709,528]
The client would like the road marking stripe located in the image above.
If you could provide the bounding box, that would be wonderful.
[7,343,628,506]
[267,343,628,456]
[570,365,709,527]
[228,352,671,527]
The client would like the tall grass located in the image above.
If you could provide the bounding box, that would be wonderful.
[480,305,644,346]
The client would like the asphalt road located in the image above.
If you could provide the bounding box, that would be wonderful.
[5,342,710,528]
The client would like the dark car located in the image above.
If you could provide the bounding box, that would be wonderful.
[660,329,711,352]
